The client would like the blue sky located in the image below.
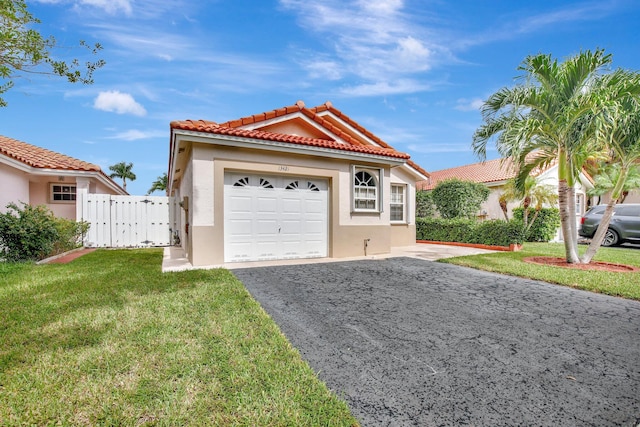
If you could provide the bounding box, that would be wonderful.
[4,0,640,195]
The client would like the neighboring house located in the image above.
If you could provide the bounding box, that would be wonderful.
[600,188,640,205]
[168,100,429,266]
[0,135,126,220]
[417,157,594,221]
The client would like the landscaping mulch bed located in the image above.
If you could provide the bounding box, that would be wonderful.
[43,248,96,264]
[524,256,639,273]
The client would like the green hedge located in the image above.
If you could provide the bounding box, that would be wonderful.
[416,217,525,247]
[0,202,89,262]
[430,179,490,219]
[513,207,561,242]
[415,190,436,218]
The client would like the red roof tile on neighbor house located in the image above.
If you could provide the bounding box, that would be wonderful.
[418,158,517,190]
[170,120,411,159]
[0,135,101,171]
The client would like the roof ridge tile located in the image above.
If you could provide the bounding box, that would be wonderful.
[170,120,410,160]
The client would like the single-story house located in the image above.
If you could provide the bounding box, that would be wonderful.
[168,100,429,266]
[417,157,595,221]
[0,135,126,220]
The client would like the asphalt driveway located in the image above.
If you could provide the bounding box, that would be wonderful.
[234,257,640,427]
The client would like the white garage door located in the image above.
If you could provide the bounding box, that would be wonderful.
[224,173,328,262]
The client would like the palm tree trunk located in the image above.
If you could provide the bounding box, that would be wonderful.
[580,166,628,263]
[499,198,509,220]
[525,209,541,233]
[523,197,531,228]
[558,179,580,263]
[557,151,580,263]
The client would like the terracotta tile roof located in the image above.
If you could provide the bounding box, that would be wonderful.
[187,100,428,173]
[171,119,410,159]
[0,135,101,171]
[417,158,517,190]
[310,101,430,177]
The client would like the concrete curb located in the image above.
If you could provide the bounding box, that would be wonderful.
[417,240,522,252]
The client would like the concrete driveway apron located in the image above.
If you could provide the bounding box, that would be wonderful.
[233,257,640,427]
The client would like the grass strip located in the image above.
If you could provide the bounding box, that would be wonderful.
[440,242,640,300]
[0,249,358,426]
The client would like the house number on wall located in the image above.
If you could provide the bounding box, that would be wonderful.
[278,165,289,171]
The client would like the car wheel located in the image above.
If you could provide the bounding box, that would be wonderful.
[602,229,619,247]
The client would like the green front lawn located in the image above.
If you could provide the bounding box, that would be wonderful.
[0,249,358,426]
[440,242,640,300]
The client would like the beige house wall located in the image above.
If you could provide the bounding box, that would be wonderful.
[390,166,419,246]
[177,143,419,266]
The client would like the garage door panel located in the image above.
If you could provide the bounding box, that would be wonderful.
[281,219,302,233]
[257,196,277,213]
[304,219,325,234]
[256,219,278,233]
[228,195,253,214]
[256,241,278,259]
[227,219,252,236]
[305,198,325,213]
[225,173,327,262]
[226,243,253,261]
[281,198,302,213]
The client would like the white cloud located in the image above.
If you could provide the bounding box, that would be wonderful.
[35,0,132,15]
[357,0,404,16]
[304,60,343,80]
[93,91,146,116]
[340,79,431,96]
[80,0,132,15]
[457,2,620,48]
[108,129,166,141]
[455,98,485,112]
[280,0,451,94]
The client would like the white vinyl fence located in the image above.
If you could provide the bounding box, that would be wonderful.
[79,194,176,248]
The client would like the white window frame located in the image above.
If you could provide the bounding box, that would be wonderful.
[351,166,383,213]
[575,193,584,215]
[50,183,77,203]
[390,184,407,223]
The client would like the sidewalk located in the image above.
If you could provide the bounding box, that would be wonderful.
[161,243,496,272]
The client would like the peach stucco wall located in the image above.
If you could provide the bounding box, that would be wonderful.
[0,163,29,213]
[0,160,123,221]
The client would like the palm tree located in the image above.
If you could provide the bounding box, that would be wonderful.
[499,176,558,230]
[522,178,559,232]
[498,178,520,220]
[587,162,640,204]
[473,49,613,263]
[581,73,640,262]
[147,172,168,195]
[108,162,136,192]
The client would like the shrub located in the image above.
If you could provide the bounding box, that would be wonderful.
[416,217,524,247]
[513,207,561,242]
[416,190,436,218]
[52,217,90,255]
[0,202,88,262]
[431,179,490,219]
